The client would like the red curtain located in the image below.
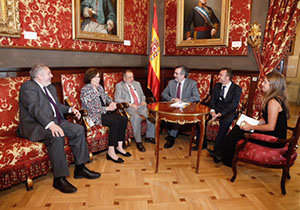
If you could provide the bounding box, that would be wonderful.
[252,0,300,118]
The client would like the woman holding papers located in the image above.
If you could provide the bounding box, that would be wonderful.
[221,71,290,166]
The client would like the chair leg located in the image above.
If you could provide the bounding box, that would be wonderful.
[230,158,238,182]
[281,167,288,195]
[287,167,291,180]
[26,178,33,191]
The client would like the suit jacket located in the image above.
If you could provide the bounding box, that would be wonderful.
[114,81,146,104]
[161,78,200,102]
[80,83,112,125]
[17,80,70,141]
[210,82,242,117]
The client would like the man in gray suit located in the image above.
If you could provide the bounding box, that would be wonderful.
[161,65,200,148]
[17,64,100,194]
[115,70,155,152]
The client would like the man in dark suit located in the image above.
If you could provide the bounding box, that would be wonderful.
[196,68,242,162]
[114,70,155,152]
[161,65,200,148]
[17,64,100,194]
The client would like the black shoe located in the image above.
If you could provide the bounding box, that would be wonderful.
[106,153,124,163]
[207,148,216,158]
[213,156,222,163]
[164,137,175,148]
[136,142,146,152]
[165,135,173,141]
[74,166,101,179]
[192,145,207,151]
[116,149,132,157]
[53,177,77,193]
[145,137,155,144]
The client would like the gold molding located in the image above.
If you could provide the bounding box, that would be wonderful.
[176,0,230,47]
[0,0,21,37]
[72,0,124,43]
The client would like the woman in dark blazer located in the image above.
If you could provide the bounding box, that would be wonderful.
[80,68,131,163]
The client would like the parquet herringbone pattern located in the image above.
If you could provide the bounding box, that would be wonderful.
[0,105,299,210]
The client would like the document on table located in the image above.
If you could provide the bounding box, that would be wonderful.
[170,101,190,108]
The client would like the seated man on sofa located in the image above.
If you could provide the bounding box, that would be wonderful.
[161,65,200,148]
[114,70,155,152]
[17,64,100,194]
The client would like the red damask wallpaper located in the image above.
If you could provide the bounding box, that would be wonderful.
[0,0,149,55]
[164,0,251,56]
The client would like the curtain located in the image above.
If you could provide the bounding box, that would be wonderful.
[252,0,300,118]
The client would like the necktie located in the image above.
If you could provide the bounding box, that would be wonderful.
[129,85,139,105]
[44,87,62,123]
[219,86,226,100]
[177,82,181,99]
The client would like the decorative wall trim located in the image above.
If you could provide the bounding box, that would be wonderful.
[0,0,21,37]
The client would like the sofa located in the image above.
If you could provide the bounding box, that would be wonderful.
[0,76,75,191]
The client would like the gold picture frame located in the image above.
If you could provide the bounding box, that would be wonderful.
[0,0,21,37]
[72,0,124,42]
[176,0,230,47]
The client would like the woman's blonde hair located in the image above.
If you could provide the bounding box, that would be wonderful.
[263,71,289,118]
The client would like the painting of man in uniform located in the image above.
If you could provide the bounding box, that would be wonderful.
[81,0,117,35]
[184,0,221,40]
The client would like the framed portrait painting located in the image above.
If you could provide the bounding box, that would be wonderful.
[72,0,124,42]
[176,0,231,47]
[0,0,21,37]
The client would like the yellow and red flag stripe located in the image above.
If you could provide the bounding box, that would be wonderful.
[147,2,160,101]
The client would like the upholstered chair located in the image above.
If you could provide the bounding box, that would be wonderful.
[230,114,300,195]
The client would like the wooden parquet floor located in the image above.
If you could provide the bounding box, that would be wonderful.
[0,133,299,210]
[1,103,300,210]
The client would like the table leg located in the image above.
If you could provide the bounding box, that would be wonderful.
[189,123,196,156]
[196,115,206,173]
[155,115,161,173]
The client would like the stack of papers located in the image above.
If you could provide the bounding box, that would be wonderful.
[236,114,259,126]
[170,101,190,108]
[236,114,259,132]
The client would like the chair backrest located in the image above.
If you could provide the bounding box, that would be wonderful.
[188,73,212,102]
[289,114,300,150]
[0,76,30,136]
[102,72,123,100]
[232,75,251,114]
[61,74,85,110]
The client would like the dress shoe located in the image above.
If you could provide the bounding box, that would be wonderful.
[53,177,77,193]
[207,148,216,157]
[192,145,207,151]
[164,137,175,148]
[116,149,132,157]
[165,135,173,141]
[106,153,124,163]
[213,156,222,163]
[136,142,146,152]
[145,137,155,144]
[74,166,101,179]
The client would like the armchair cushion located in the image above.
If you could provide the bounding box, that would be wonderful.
[237,140,297,166]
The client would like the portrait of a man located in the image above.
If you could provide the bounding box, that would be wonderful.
[184,0,220,40]
[81,0,117,35]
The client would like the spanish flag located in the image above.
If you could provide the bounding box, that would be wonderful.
[147,2,160,101]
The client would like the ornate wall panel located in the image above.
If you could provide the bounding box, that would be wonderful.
[164,0,251,56]
[0,0,149,54]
